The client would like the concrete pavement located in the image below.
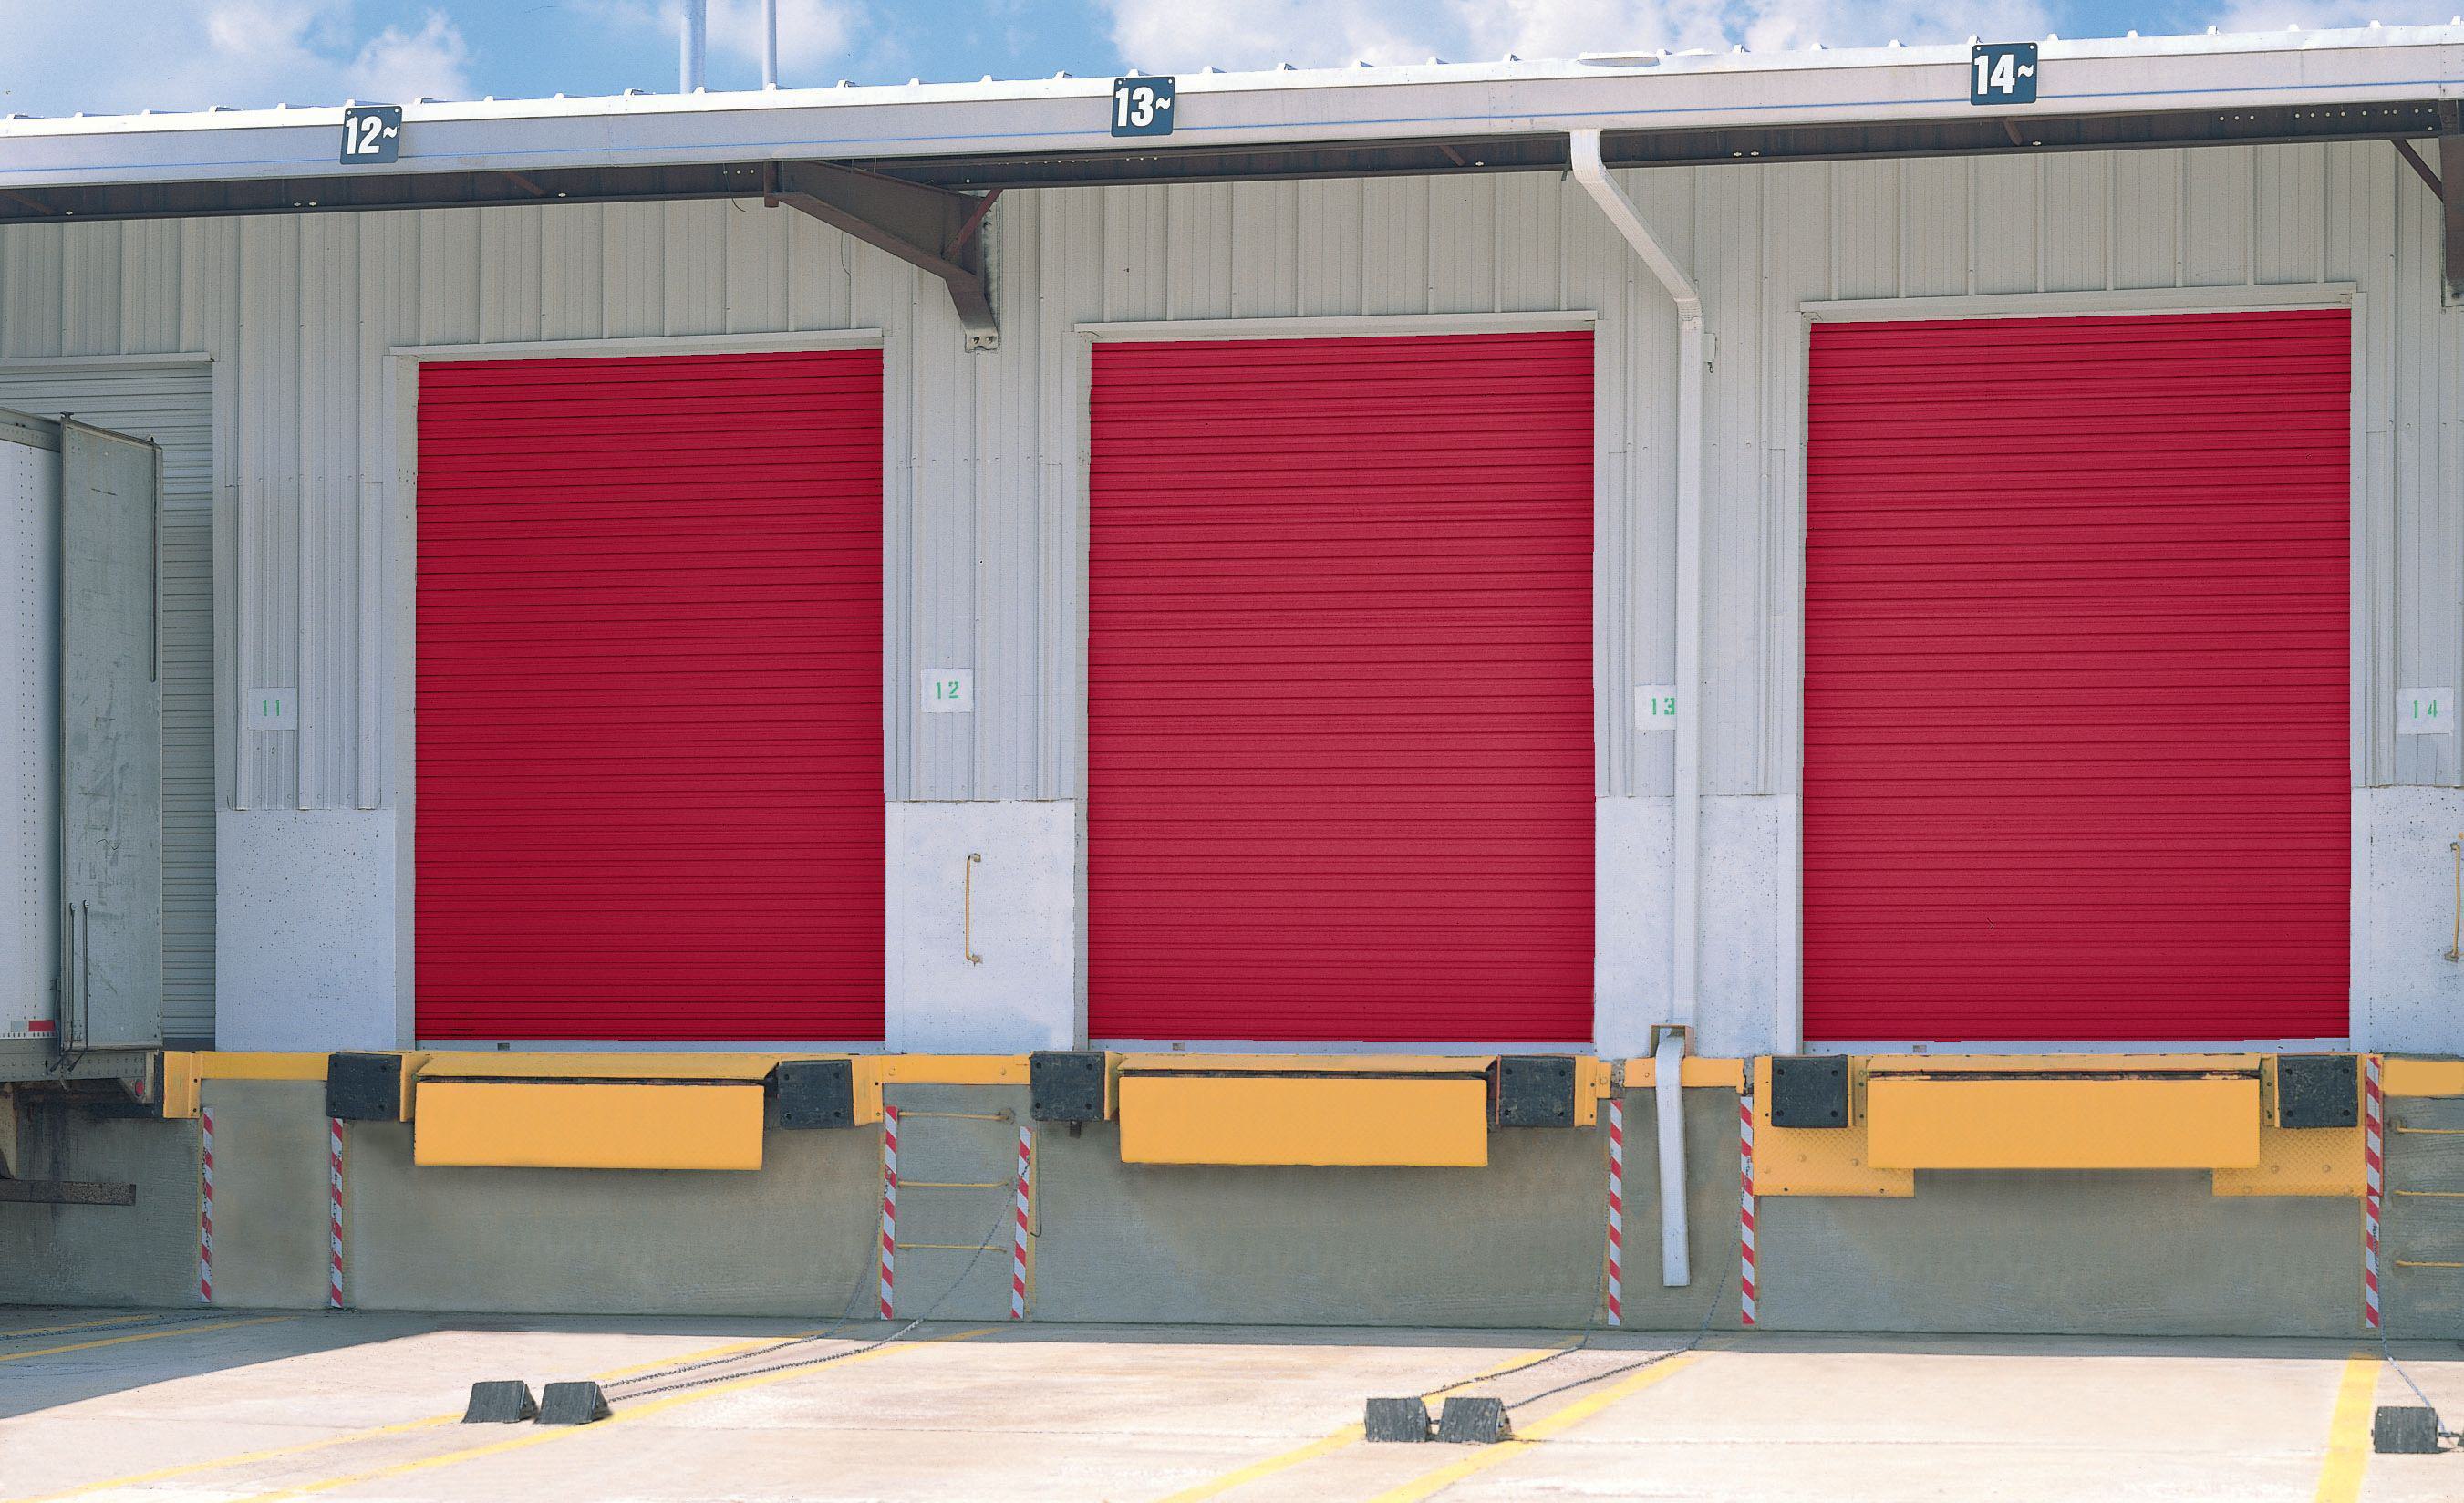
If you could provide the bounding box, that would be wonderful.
[2,1309,2459,1501]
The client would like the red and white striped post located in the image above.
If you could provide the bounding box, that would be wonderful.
[877,1104,899,1321]
[1739,1090,1758,1328]
[1604,1098,1624,1327]
[197,1105,215,1305]
[2364,1053,2384,1331]
[1009,1126,1033,1321]
[326,1117,347,1310]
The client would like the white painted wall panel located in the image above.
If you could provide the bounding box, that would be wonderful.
[1,140,2456,1051]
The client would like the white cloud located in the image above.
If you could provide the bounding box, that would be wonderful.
[351,12,476,104]
[2200,0,2453,30]
[1100,0,2464,72]
[711,0,854,72]
[1103,0,2054,72]
[0,1,473,116]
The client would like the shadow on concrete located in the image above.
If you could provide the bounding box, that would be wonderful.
[0,1307,450,1421]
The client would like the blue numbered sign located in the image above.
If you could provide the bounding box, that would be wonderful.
[1970,43,2038,106]
[340,105,403,164]
[1111,77,1175,138]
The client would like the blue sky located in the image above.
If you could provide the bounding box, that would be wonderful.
[0,0,2446,118]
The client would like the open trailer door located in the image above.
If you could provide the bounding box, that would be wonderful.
[57,419,163,1053]
[5,410,162,1061]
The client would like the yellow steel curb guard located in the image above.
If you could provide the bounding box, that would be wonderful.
[413,1079,767,1170]
[1152,1335,1584,1503]
[1866,1074,2262,1171]
[1119,1073,1490,1167]
[2312,1353,2379,1503]
[1367,1352,1704,1503]
[232,1326,999,1502]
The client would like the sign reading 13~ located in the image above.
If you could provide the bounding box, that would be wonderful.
[1111,77,1175,138]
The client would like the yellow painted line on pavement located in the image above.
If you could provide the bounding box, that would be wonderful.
[13,1322,863,1503]
[2314,1353,2380,1503]
[0,1313,185,1342]
[1154,1424,1368,1503]
[233,1327,999,1502]
[0,1314,294,1364]
[591,1324,839,1381]
[1367,1353,1703,1503]
[11,1415,459,1503]
[1154,1335,1587,1503]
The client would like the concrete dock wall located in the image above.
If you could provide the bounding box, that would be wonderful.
[5,1077,2424,1339]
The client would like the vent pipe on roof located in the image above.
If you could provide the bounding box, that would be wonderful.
[761,0,780,88]
[680,0,708,92]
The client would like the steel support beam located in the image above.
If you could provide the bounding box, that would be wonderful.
[768,161,1000,350]
[2441,103,2463,305]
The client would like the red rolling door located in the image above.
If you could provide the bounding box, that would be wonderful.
[1086,331,1596,1043]
[1802,310,2350,1042]
[416,350,884,1041]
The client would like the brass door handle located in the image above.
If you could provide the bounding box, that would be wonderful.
[964,853,983,966]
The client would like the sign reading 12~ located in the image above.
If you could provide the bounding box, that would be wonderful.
[339,104,403,164]
[1111,77,1175,138]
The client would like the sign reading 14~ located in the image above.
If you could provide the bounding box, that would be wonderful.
[1111,77,1175,138]
[1970,42,2039,106]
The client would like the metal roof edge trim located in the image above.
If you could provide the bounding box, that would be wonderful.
[0,26,2455,192]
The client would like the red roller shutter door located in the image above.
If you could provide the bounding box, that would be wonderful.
[1803,310,2350,1042]
[1087,332,1595,1043]
[416,350,884,1041]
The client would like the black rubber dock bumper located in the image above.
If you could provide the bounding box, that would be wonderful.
[2374,1405,2442,1455]
[1436,1396,1512,1444]
[461,1381,538,1424]
[1363,1396,1432,1442]
[537,1381,613,1425]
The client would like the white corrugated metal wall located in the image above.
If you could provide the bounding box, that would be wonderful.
[0,141,2456,1040]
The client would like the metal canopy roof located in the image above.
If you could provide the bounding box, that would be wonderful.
[0,25,2454,325]
[0,26,2455,209]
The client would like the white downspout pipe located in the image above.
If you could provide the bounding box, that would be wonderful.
[679,0,708,93]
[760,0,781,89]
[1572,128,1704,1290]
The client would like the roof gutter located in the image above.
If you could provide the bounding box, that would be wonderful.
[2,29,2458,192]
[1571,126,1703,1291]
